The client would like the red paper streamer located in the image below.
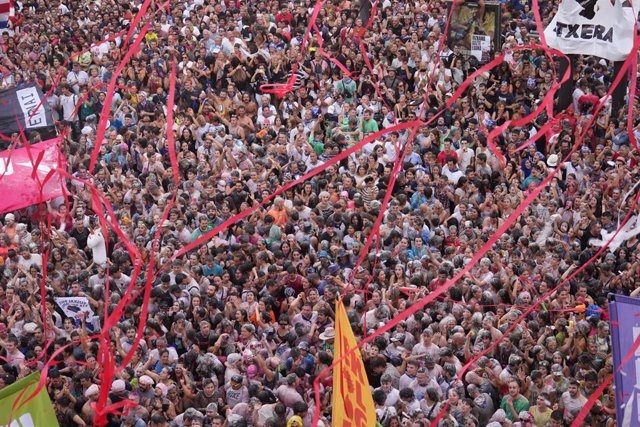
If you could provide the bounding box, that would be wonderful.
[1,0,637,425]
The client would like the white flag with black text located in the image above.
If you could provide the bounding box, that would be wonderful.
[544,0,639,62]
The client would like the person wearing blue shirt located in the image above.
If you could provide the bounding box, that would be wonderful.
[410,184,428,210]
[410,236,429,260]
[202,255,224,277]
[285,344,315,375]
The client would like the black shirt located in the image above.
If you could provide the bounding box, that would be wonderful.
[69,227,89,250]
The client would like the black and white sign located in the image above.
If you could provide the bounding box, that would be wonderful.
[0,84,55,135]
[470,35,492,62]
[55,297,95,319]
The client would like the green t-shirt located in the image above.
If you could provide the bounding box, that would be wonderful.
[336,79,357,102]
[361,118,379,136]
[308,134,324,155]
[191,226,214,242]
[500,395,530,422]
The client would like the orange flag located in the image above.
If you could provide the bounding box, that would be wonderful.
[331,298,376,427]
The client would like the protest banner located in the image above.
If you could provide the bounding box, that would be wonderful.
[0,84,55,135]
[55,296,95,319]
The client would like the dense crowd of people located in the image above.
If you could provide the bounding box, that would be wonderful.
[0,0,639,426]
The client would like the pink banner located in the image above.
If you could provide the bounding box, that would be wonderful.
[0,137,67,213]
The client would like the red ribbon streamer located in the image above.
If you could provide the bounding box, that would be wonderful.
[1,0,638,424]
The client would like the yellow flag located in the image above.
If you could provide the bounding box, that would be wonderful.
[332,298,376,427]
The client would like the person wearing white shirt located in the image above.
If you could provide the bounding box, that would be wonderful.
[443,158,464,185]
[256,95,277,120]
[327,99,345,119]
[286,138,305,163]
[304,151,324,171]
[178,58,194,74]
[399,389,422,414]
[376,374,401,407]
[399,361,419,391]
[0,337,25,368]
[60,85,79,123]
[47,93,61,121]
[383,138,398,163]
[87,224,107,267]
[256,107,276,127]
[561,152,585,183]
[282,94,300,120]
[174,220,192,244]
[222,34,245,55]
[456,139,475,171]
[58,2,70,14]
[147,337,179,364]
[18,247,42,269]
[66,62,89,95]
[572,79,588,112]
[160,22,171,35]
[293,200,311,221]
[90,39,110,61]
[410,368,443,401]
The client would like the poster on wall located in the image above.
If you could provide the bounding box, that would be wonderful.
[447,1,501,63]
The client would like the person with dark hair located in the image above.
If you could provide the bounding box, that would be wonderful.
[148,413,168,427]
[55,395,86,426]
[373,388,397,424]
[549,409,566,427]
[529,392,553,427]
[559,379,587,419]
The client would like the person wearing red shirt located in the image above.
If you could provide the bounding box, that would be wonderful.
[429,267,449,292]
[275,6,293,25]
[437,138,459,166]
